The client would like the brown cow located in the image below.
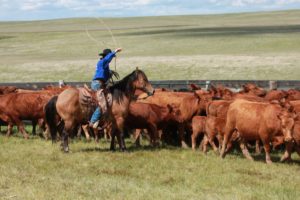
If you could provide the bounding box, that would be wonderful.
[126,102,181,146]
[0,86,18,95]
[138,91,210,147]
[287,89,300,101]
[289,100,300,113]
[240,83,266,97]
[265,89,288,101]
[220,99,296,164]
[0,89,67,138]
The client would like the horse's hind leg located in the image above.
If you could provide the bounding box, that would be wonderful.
[61,129,69,153]
[110,129,116,151]
[61,121,73,153]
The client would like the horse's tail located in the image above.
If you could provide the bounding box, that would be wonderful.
[45,96,59,142]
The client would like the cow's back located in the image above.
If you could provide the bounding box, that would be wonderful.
[207,100,232,118]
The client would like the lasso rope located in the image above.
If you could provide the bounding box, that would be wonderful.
[85,17,121,72]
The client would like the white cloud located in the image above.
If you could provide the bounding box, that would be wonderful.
[1,0,300,20]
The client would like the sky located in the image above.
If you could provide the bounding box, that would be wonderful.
[0,0,300,21]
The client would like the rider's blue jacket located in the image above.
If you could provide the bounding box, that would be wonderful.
[92,52,116,82]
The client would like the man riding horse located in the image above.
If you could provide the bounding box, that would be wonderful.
[89,48,122,129]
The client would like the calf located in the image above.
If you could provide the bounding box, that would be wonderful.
[125,102,181,146]
[191,116,206,150]
[220,99,296,164]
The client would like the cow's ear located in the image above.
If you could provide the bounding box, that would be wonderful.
[190,84,200,91]
[193,91,201,101]
[242,84,249,92]
[209,85,217,94]
[166,104,173,113]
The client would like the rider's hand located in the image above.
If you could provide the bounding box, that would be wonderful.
[115,48,122,53]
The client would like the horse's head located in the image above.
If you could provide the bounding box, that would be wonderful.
[131,69,154,96]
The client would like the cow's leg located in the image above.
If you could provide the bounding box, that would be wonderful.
[262,140,272,164]
[134,129,142,147]
[81,124,91,142]
[6,123,13,137]
[43,125,50,140]
[32,120,37,136]
[205,131,219,153]
[255,140,262,154]
[220,125,235,158]
[147,126,159,146]
[191,130,199,150]
[280,141,293,162]
[296,145,300,157]
[216,134,223,152]
[77,126,82,140]
[202,135,209,153]
[239,139,254,161]
[17,121,29,139]
[178,124,188,148]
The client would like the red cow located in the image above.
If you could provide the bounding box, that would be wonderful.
[138,91,211,147]
[0,88,68,138]
[220,99,296,164]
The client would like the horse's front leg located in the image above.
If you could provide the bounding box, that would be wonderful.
[116,117,126,152]
[110,125,117,151]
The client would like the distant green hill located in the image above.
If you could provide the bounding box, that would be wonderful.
[0,10,300,81]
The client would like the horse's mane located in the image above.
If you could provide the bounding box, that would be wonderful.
[109,69,148,104]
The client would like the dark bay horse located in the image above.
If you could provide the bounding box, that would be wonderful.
[45,69,154,152]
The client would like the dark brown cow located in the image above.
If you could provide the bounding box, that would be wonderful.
[220,99,296,164]
[138,90,211,147]
[0,88,67,138]
[126,102,181,146]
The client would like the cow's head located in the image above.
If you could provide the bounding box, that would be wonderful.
[242,83,266,97]
[278,109,298,142]
[166,104,183,123]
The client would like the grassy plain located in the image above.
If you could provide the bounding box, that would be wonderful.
[0,134,299,200]
[0,10,300,81]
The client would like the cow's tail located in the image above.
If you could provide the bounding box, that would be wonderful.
[45,96,59,143]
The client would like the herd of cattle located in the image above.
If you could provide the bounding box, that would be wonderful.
[0,83,300,164]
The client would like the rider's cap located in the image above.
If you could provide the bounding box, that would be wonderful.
[99,49,112,57]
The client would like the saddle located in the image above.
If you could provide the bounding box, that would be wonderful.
[78,85,113,119]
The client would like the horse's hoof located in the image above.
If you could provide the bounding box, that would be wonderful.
[63,147,69,153]
[110,148,116,152]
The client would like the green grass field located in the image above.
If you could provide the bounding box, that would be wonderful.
[0,10,300,81]
[0,133,299,200]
